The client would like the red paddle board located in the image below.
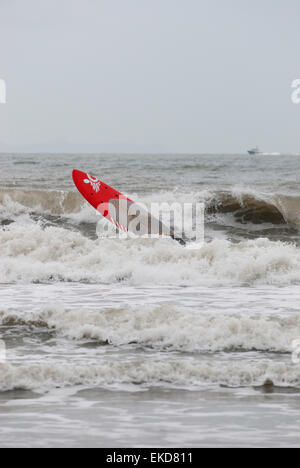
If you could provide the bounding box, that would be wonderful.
[72,169,185,244]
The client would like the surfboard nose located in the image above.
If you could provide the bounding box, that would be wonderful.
[73,169,82,178]
[72,169,85,183]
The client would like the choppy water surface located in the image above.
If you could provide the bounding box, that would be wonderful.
[1,153,300,447]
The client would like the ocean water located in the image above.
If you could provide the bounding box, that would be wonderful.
[1,153,300,447]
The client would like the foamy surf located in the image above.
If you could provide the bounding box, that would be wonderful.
[1,304,300,353]
[1,153,300,447]
[0,359,299,393]
[1,221,300,285]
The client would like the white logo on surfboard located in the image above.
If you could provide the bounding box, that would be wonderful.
[84,174,101,193]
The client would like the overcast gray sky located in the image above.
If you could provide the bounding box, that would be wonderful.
[0,0,300,153]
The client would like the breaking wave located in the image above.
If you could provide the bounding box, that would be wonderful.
[1,304,300,353]
[1,222,300,285]
[1,188,300,227]
[0,359,299,393]
[0,189,83,216]
[1,186,300,286]
[204,189,300,226]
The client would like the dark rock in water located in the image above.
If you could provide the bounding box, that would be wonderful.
[263,379,274,388]
[1,219,14,226]
[252,379,275,394]
[261,379,275,393]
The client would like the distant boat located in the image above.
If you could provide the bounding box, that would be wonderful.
[248,146,262,155]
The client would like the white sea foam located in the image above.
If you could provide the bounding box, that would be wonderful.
[0,358,299,393]
[1,304,299,353]
[1,221,300,285]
